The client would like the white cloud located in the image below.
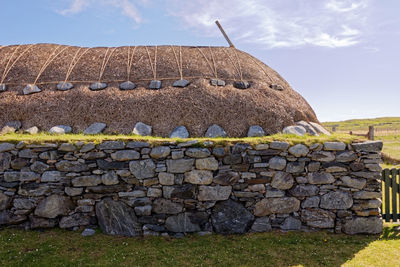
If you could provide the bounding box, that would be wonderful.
[59,0,370,49]
[326,0,367,13]
[341,25,360,36]
[59,0,90,15]
[166,0,369,48]
[59,0,144,23]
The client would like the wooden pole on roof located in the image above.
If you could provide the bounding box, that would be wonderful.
[215,20,235,48]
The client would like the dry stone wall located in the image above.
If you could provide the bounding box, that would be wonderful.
[0,140,383,236]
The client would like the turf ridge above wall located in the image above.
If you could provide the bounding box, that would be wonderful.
[0,139,383,236]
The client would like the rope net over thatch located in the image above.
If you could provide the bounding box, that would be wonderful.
[0,43,318,137]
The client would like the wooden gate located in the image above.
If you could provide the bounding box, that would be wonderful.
[382,168,400,222]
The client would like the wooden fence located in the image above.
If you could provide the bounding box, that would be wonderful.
[382,168,400,222]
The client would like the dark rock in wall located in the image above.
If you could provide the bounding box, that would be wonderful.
[0,152,11,172]
[211,199,254,234]
[34,195,74,219]
[59,213,91,228]
[165,212,208,233]
[0,211,27,225]
[96,198,142,237]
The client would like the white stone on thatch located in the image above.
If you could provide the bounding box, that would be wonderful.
[49,125,72,134]
[133,122,152,136]
[84,123,106,135]
[23,84,41,95]
[169,126,189,138]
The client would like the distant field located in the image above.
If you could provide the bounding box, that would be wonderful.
[322,117,400,133]
[322,117,400,167]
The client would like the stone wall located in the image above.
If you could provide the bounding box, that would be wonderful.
[0,139,383,236]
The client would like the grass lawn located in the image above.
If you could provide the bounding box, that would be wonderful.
[0,224,399,267]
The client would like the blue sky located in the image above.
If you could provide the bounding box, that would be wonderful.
[1,0,399,122]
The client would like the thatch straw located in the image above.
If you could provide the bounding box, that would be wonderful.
[0,43,318,136]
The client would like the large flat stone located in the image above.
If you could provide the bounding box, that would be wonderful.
[340,176,366,189]
[4,171,40,182]
[320,191,353,209]
[251,217,272,232]
[165,212,208,233]
[268,157,287,170]
[96,198,142,236]
[271,172,294,190]
[152,199,183,214]
[0,152,11,171]
[301,209,335,228]
[0,143,15,153]
[150,146,171,159]
[0,192,10,210]
[0,211,27,226]
[72,175,102,187]
[352,141,383,152]
[56,160,89,172]
[281,216,302,230]
[18,183,50,197]
[211,200,254,234]
[129,159,156,179]
[343,217,382,234]
[198,186,232,201]
[353,191,381,199]
[163,184,196,199]
[213,171,240,185]
[254,197,300,216]
[111,150,140,161]
[269,141,289,150]
[323,142,346,151]
[311,151,335,162]
[288,144,309,157]
[97,159,127,170]
[30,161,49,173]
[59,213,91,228]
[166,159,194,173]
[195,157,218,170]
[185,148,211,158]
[307,172,335,184]
[34,195,74,219]
[98,141,125,150]
[41,171,64,182]
[184,170,213,185]
[289,185,319,197]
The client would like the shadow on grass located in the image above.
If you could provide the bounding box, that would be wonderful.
[0,226,399,267]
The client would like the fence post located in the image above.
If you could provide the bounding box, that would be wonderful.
[368,126,374,140]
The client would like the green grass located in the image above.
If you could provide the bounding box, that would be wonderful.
[379,134,400,162]
[0,132,361,146]
[322,117,400,132]
[0,225,399,267]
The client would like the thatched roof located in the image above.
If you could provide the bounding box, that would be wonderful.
[0,43,318,136]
